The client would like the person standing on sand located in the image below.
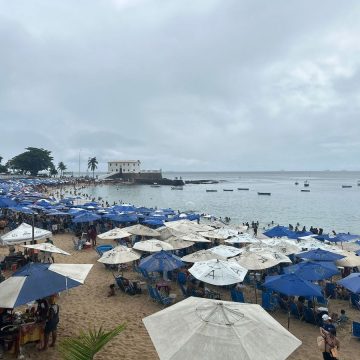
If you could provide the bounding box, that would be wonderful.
[41,296,60,350]
[319,327,339,359]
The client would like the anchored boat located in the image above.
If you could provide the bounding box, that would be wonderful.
[257,192,271,196]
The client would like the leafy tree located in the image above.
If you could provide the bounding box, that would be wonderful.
[58,162,67,177]
[49,163,58,177]
[0,156,7,173]
[87,157,98,179]
[59,324,125,360]
[7,147,54,176]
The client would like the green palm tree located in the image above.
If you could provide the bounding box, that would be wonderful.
[58,162,67,177]
[87,157,98,178]
[59,324,125,360]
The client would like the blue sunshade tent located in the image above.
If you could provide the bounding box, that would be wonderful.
[330,233,360,243]
[337,273,360,294]
[263,226,294,238]
[73,212,101,223]
[263,273,323,297]
[0,263,93,308]
[296,248,345,262]
[139,250,184,272]
[283,261,339,281]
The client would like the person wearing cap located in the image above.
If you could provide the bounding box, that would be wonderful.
[321,314,336,333]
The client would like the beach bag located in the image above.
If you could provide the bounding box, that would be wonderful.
[330,347,338,358]
[317,336,325,352]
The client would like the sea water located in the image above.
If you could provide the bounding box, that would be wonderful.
[78,171,360,234]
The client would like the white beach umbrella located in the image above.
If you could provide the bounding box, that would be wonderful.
[22,243,70,256]
[181,250,226,263]
[231,252,280,271]
[336,251,360,268]
[133,239,174,252]
[97,246,141,265]
[251,240,301,256]
[225,234,259,244]
[0,223,52,245]
[97,227,132,240]
[122,224,160,237]
[211,227,238,238]
[143,297,302,360]
[180,233,211,243]
[199,230,229,240]
[165,220,213,233]
[189,259,247,286]
[209,245,242,258]
[163,236,195,250]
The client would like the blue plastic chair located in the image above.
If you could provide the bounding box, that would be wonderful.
[351,293,360,309]
[177,272,187,285]
[303,307,317,325]
[325,283,336,299]
[290,303,301,319]
[261,292,277,311]
[352,321,360,339]
[153,287,174,306]
[231,289,245,303]
[95,244,113,257]
[316,296,328,306]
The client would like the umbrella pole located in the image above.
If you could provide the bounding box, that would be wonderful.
[287,311,290,329]
[31,213,35,245]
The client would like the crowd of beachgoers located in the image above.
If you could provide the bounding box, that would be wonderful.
[0,177,360,359]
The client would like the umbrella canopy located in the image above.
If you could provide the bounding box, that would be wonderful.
[209,245,242,258]
[263,273,323,297]
[139,251,184,272]
[163,236,194,250]
[97,228,132,240]
[189,259,247,286]
[133,239,174,252]
[181,250,226,263]
[22,243,70,256]
[248,248,292,264]
[97,246,141,265]
[330,233,360,243]
[0,263,93,308]
[165,220,213,233]
[230,252,280,271]
[297,248,345,262]
[143,297,301,360]
[72,212,101,223]
[225,234,259,244]
[199,230,229,240]
[260,239,301,255]
[180,233,211,243]
[335,251,360,268]
[337,273,360,293]
[0,223,52,245]
[263,225,294,238]
[122,224,160,237]
[283,261,339,281]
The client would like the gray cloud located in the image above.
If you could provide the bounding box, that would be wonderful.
[0,0,360,171]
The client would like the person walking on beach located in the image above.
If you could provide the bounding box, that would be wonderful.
[319,327,339,359]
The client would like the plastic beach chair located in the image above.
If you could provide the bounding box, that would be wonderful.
[261,292,277,311]
[231,289,245,303]
[351,293,360,310]
[153,287,175,306]
[352,321,360,339]
[303,307,317,325]
[325,283,336,299]
[95,244,113,257]
[290,303,301,319]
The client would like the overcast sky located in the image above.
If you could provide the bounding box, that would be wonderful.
[1,0,360,172]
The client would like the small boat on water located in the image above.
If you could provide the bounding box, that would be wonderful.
[257,192,271,196]
[150,183,161,188]
[206,189,218,192]
[237,188,249,191]
[342,185,352,188]
[223,189,233,192]
[295,182,299,185]
[171,186,183,190]
[304,180,310,187]
[301,189,310,192]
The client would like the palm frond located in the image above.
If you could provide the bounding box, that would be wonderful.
[59,324,126,360]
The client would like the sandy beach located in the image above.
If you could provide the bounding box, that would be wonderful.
[1,233,360,360]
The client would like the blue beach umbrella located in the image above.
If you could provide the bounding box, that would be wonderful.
[139,250,184,272]
[337,273,360,294]
[283,261,339,281]
[263,226,294,238]
[296,248,345,262]
[0,196,17,208]
[73,212,101,223]
[263,273,323,297]
[0,263,93,308]
[330,233,360,243]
